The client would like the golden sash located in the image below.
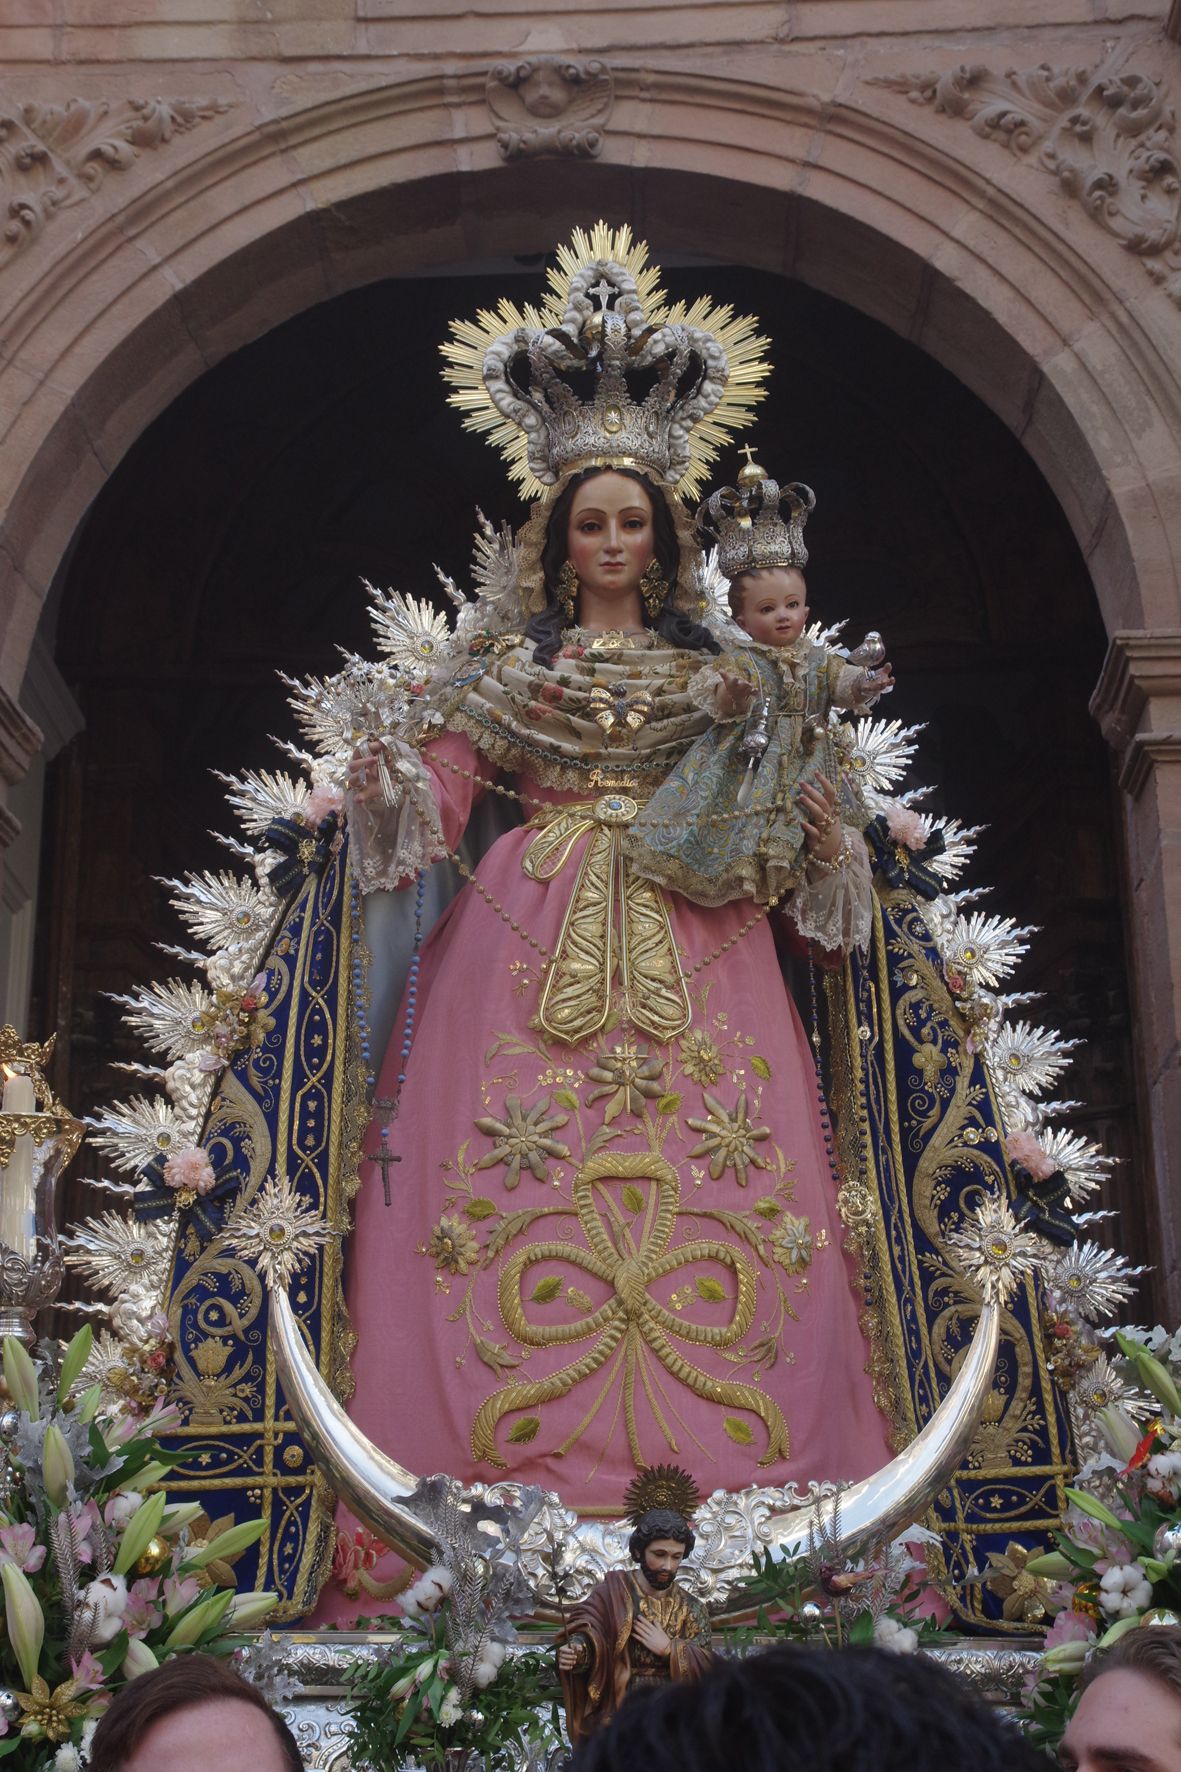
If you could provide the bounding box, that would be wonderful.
[523,793,692,1046]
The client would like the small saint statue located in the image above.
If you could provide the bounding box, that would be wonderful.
[555,1466,714,1747]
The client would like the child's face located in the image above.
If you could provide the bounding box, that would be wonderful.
[735,567,809,647]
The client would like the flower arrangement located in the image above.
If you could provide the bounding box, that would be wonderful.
[1016,1324,1181,1750]
[344,1477,562,1772]
[346,1568,561,1772]
[0,1327,276,1768]
[724,1512,947,1657]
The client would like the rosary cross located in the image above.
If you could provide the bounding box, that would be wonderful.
[370,1099,402,1206]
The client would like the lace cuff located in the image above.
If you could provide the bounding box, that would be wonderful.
[687,665,744,722]
[833,662,865,710]
[347,740,445,893]
[786,830,873,954]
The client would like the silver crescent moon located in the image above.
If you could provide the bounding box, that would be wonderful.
[270,1278,1000,1620]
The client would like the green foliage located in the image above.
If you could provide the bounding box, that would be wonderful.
[346,1615,563,1772]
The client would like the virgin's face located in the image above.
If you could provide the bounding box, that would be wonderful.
[566,473,655,608]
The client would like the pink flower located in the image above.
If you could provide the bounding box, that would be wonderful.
[163,1573,201,1618]
[332,1526,383,1598]
[1044,1611,1097,1650]
[70,1648,107,1692]
[124,1577,163,1637]
[303,784,343,828]
[67,1500,100,1565]
[885,803,928,850]
[0,1522,46,1574]
[163,1146,216,1196]
[1005,1129,1056,1182]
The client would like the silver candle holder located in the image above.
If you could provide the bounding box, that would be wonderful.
[0,1029,82,1345]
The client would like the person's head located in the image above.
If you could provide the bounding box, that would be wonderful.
[728,565,809,648]
[1061,1623,1181,1772]
[627,1508,695,1591]
[527,465,719,666]
[573,1642,1049,1772]
[87,1652,303,1772]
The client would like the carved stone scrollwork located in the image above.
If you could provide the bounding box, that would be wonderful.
[0,96,234,266]
[869,57,1181,306]
[486,58,613,161]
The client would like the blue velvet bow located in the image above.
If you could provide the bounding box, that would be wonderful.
[864,815,947,899]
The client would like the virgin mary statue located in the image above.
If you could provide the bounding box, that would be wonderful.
[69,227,1127,1631]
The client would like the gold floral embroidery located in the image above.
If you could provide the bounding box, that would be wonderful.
[426,1215,480,1275]
[585,1040,665,1121]
[471,1150,790,1470]
[473,1094,572,1189]
[679,1027,724,1086]
[685,1091,771,1186]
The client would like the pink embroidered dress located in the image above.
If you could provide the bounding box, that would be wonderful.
[315,628,892,1622]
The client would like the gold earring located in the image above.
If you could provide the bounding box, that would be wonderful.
[640,558,667,620]
[558,559,579,625]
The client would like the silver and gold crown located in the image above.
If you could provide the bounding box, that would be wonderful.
[441,223,771,501]
[697,450,816,581]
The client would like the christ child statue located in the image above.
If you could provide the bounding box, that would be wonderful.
[555,1467,714,1748]
[625,460,892,910]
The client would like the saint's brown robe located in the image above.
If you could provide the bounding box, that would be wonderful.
[557,1568,714,1748]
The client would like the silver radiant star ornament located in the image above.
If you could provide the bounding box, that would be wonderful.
[221,1173,340,1289]
[947,1197,1044,1306]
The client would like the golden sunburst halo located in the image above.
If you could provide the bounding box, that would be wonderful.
[441,222,771,502]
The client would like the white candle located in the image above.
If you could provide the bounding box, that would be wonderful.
[0,1068,36,1259]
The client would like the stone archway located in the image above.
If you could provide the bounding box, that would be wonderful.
[2,64,1179,1307]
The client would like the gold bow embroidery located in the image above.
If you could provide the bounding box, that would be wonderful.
[586,683,655,738]
[471,1150,790,1469]
[523,796,691,1045]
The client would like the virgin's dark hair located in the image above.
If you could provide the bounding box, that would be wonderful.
[627,1507,696,1564]
[87,1651,303,1771]
[526,466,720,667]
[573,1644,1051,1772]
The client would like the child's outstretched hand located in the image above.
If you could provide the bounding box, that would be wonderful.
[716,670,757,719]
[854,662,894,707]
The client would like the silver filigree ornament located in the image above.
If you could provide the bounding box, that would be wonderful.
[1045,1243,1145,1322]
[84,1097,189,1172]
[60,1210,170,1297]
[941,913,1037,991]
[220,1172,340,1290]
[1071,1353,1154,1422]
[946,1198,1044,1306]
[161,869,277,954]
[837,717,926,797]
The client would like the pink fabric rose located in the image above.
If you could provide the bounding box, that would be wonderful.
[163,1146,216,1195]
[885,802,928,850]
[1004,1129,1056,1182]
[304,784,343,827]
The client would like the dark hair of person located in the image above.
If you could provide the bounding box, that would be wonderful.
[87,1651,303,1772]
[572,1642,1051,1772]
[526,465,721,667]
[1080,1620,1181,1700]
[627,1507,696,1565]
